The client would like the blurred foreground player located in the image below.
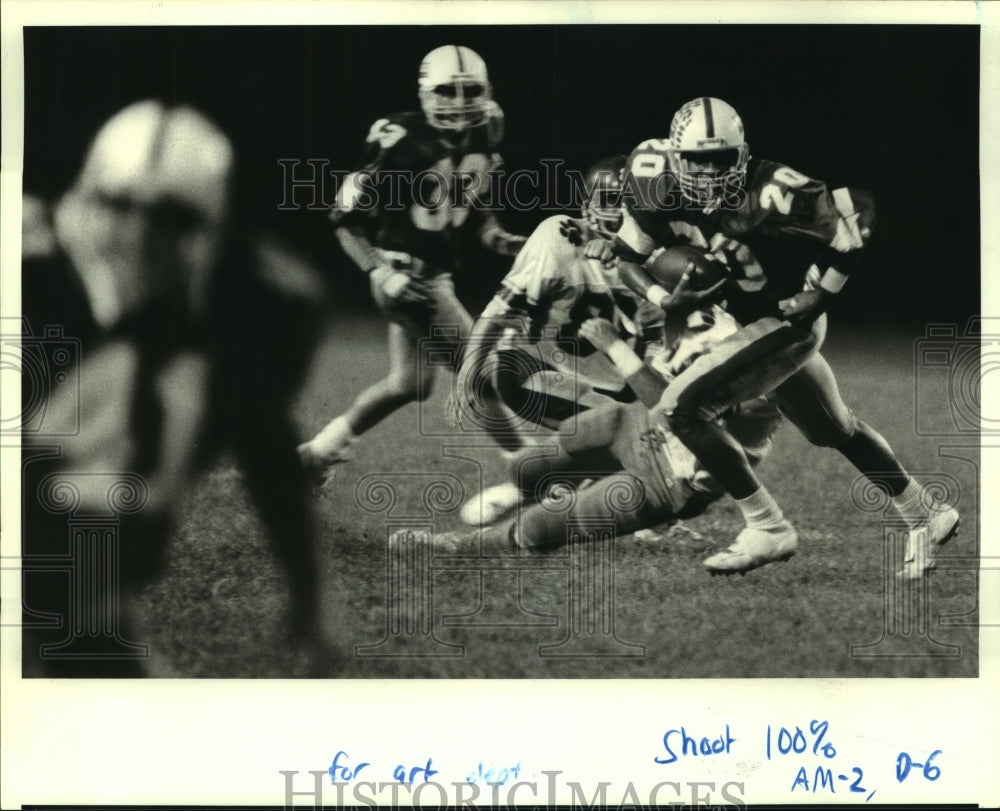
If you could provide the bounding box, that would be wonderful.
[614,97,958,577]
[21,100,334,676]
[298,45,525,486]
[453,155,664,525]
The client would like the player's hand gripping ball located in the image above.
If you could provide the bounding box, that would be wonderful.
[647,245,729,313]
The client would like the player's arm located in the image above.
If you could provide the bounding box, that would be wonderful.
[780,186,875,319]
[330,122,430,307]
[613,212,667,306]
[471,104,526,258]
[758,167,876,320]
[577,317,666,408]
[334,222,429,308]
[455,227,550,397]
[478,210,527,257]
[614,214,725,313]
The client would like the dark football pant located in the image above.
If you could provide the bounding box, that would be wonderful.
[354,267,473,433]
[660,312,910,499]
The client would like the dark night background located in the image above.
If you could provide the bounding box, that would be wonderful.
[22,25,980,329]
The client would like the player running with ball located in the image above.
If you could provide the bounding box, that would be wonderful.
[612,97,958,577]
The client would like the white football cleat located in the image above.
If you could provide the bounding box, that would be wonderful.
[460,482,521,526]
[897,506,960,580]
[703,521,798,575]
[297,440,353,489]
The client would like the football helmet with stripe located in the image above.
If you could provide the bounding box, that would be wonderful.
[668,97,750,208]
[418,45,492,131]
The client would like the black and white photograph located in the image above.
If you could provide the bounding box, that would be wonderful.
[2,0,997,808]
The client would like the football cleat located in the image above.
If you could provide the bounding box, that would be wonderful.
[667,97,750,208]
[581,155,626,239]
[418,45,492,131]
[459,482,521,526]
[703,521,797,575]
[896,506,960,580]
[297,440,353,489]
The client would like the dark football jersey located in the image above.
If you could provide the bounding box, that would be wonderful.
[330,104,504,273]
[621,141,875,323]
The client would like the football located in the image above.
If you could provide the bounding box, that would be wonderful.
[647,245,729,292]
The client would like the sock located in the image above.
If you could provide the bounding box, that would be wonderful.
[735,487,786,530]
[312,414,356,455]
[891,477,927,528]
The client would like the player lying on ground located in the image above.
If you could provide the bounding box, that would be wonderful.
[21,101,336,675]
[452,155,665,525]
[613,97,958,578]
[422,295,783,556]
[298,45,525,487]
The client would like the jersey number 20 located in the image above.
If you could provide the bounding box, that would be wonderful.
[759,167,809,215]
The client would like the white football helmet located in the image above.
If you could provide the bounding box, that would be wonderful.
[54,100,234,328]
[667,97,750,207]
[418,45,492,131]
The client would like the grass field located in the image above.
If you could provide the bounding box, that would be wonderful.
[135,314,980,678]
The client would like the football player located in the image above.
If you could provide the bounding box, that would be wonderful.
[426,300,783,554]
[297,45,525,486]
[21,100,334,675]
[612,97,958,578]
[453,155,665,525]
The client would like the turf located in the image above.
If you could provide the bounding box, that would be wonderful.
[134,314,980,678]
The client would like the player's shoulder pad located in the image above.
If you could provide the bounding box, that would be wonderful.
[21,194,58,259]
[534,214,589,253]
[748,158,820,192]
[622,138,677,216]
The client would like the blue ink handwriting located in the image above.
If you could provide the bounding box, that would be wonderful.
[896,750,942,783]
[766,720,837,760]
[465,760,522,785]
[328,751,370,782]
[393,758,438,785]
[654,725,736,765]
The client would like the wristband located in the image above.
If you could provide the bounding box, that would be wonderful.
[819,268,848,294]
[606,340,645,377]
[381,271,411,297]
[646,284,670,307]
